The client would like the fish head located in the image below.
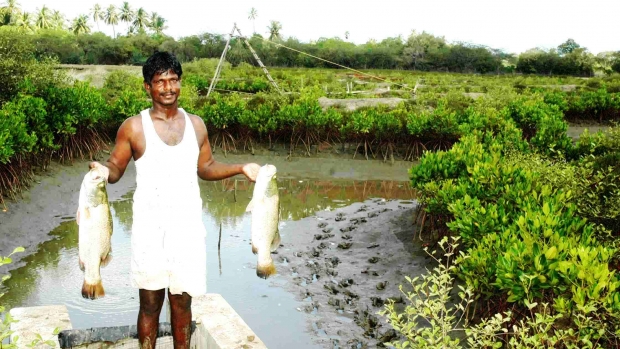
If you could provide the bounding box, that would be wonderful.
[254,164,278,198]
[258,164,277,181]
[81,167,109,206]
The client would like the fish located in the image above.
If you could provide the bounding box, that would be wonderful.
[246,164,280,279]
[76,166,113,299]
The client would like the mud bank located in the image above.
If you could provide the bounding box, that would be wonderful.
[275,199,423,348]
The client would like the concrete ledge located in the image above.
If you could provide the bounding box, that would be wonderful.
[192,294,267,349]
[9,293,267,349]
[9,305,72,348]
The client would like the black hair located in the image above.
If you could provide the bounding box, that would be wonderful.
[142,51,183,84]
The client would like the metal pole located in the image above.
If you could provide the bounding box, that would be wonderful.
[234,27,282,94]
[206,24,237,98]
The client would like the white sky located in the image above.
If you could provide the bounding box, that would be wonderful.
[21,0,619,55]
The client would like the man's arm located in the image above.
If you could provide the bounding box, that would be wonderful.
[90,118,135,184]
[194,116,260,182]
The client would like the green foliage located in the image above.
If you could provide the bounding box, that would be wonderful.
[1,247,24,348]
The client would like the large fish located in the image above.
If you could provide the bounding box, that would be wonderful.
[246,164,280,279]
[76,166,113,299]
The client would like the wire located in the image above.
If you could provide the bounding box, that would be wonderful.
[258,37,416,92]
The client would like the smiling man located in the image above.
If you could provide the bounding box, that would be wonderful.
[89,51,261,349]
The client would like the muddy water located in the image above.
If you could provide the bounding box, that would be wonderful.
[1,155,416,349]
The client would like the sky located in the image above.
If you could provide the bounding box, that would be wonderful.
[20,0,619,55]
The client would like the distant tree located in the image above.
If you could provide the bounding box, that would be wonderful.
[0,0,20,25]
[70,14,90,35]
[15,11,33,32]
[90,4,104,31]
[558,38,581,55]
[104,4,118,38]
[149,14,167,36]
[35,6,51,29]
[248,7,257,34]
[402,30,447,70]
[51,10,65,30]
[267,20,282,41]
[345,31,349,40]
[131,7,149,34]
[119,1,134,35]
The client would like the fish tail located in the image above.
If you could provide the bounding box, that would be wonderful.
[81,279,105,300]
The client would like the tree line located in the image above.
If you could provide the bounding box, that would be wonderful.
[1,1,619,76]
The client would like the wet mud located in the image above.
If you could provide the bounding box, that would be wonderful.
[275,199,424,348]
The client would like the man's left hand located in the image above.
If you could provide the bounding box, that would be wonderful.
[242,163,261,182]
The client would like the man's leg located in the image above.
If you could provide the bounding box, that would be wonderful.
[168,290,192,349]
[138,289,166,349]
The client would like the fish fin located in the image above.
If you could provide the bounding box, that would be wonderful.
[81,279,105,300]
[76,209,80,225]
[83,207,90,220]
[245,199,255,212]
[251,242,258,255]
[270,229,281,252]
[100,249,112,268]
[78,258,85,271]
[256,260,276,279]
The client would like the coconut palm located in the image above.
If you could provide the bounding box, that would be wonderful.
[119,1,133,34]
[131,7,148,33]
[150,14,167,36]
[248,7,257,34]
[90,4,104,31]
[51,10,65,29]
[0,0,20,25]
[267,20,282,41]
[35,5,51,29]
[15,11,34,32]
[70,14,90,35]
[104,4,118,38]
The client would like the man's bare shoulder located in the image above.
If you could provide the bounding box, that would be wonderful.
[118,114,144,137]
[188,113,207,131]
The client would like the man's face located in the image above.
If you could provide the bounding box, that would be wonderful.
[145,69,181,106]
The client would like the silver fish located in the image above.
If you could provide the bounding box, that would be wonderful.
[76,166,113,299]
[246,164,280,279]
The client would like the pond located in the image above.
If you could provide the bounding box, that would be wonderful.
[1,155,417,349]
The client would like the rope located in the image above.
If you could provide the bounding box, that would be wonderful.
[257,37,416,92]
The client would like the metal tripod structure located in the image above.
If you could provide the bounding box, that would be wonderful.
[206,23,282,98]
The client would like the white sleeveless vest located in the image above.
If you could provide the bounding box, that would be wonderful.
[130,108,207,296]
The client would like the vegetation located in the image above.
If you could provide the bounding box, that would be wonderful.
[2,5,620,346]
[1,2,619,74]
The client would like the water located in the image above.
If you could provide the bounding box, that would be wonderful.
[1,175,416,348]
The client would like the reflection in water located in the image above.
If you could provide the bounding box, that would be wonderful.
[1,178,416,348]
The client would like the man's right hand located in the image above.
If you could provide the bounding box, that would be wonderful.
[89,161,110,182]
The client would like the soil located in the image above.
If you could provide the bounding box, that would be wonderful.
[275,199,424,348]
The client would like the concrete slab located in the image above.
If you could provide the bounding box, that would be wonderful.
[9,305,72,348]
[192,293,268,349]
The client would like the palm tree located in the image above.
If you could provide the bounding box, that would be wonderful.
[15,11,33,32]
[104,4,118,38]
[248,7,257,34]
[51,10,65,29]
[150,15,167,36]
[70,14,90,35]
[35,5,51,29]
[0,0,20,25]
[90,4,104,31]
[131,7,148,33]
[267,20,282,41]
[345,31,350,40]
[119,1,133,34]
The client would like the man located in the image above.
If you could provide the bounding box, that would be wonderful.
[89,51,261,349]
